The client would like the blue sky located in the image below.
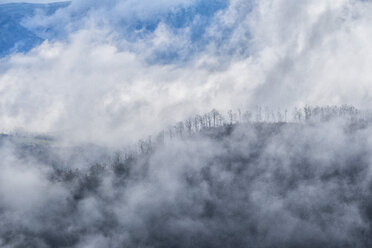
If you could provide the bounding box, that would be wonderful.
[0,0,58,3]
[0,0,232,62]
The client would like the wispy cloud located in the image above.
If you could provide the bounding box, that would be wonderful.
[1,0,372,144]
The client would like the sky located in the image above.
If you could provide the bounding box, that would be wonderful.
[0,0,59,3]
[1,0,372,144]
[0,0,59,2]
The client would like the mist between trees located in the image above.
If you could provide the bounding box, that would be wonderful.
[155,105,363,143]
[2,105,372,247]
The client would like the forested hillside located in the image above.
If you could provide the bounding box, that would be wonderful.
[1,106,372,247]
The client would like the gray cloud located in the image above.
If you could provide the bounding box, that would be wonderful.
[1,116,372,247]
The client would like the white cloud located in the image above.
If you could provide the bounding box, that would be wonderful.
[2,0,372,145]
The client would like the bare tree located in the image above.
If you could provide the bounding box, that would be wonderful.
[204,113,212,128]
[211,109,220,127]
[228,110,234,125]
[194,115,202,132]
[175,122,184,138]
[185,118,193,135]
[243,111,252,123]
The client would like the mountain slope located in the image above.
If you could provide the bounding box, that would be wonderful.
[1,116,372,247]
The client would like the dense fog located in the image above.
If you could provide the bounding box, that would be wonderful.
[0,107,372,247]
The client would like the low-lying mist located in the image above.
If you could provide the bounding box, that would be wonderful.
[1,106,372,247]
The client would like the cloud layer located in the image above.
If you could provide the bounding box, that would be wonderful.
[1,119,372,247]
[1,0,372,144]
